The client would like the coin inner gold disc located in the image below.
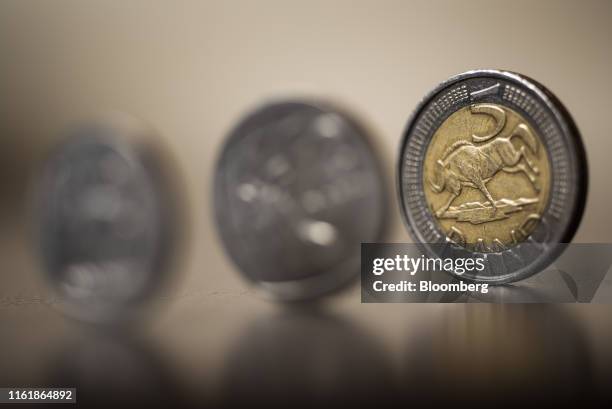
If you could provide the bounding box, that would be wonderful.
[423,103,551,251]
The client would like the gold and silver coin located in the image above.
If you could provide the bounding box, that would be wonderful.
[398,70,587,283]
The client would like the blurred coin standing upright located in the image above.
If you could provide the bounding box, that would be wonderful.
[32,114,182,323]
[214,100,387,300]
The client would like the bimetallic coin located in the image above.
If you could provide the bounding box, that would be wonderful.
[34,116,176,322]
[214,101,386,300]
[398,70,587,283]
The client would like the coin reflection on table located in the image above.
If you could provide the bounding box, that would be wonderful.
[220,308,396,405]
[404,305,595,404]
[32,114,181,323]
[214,100,387,300]
[48,330,185,407]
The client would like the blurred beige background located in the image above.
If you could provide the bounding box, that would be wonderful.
[0,0,611,403]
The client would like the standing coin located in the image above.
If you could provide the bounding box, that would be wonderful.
[214,101,387,300]
[34,115,177,322]
[398,70,587,283]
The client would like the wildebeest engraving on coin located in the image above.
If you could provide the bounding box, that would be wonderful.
[34,116,176,322]
[424,104,551,247]
[214,101,386,300]
[399,70,587,283]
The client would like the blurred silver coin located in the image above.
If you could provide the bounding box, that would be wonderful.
[214,101,386,300]
[34,116,176,323]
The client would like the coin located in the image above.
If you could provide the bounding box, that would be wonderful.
[214,101,387,300]
[34,115,176,322]
[398,70,587,283]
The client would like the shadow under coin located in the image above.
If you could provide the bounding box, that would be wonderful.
[461,268,580,303]
[403,304,597,405]
[219,306,398,407]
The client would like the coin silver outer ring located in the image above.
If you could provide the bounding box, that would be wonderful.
[213,100,387,301]
[397,69,588,284]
